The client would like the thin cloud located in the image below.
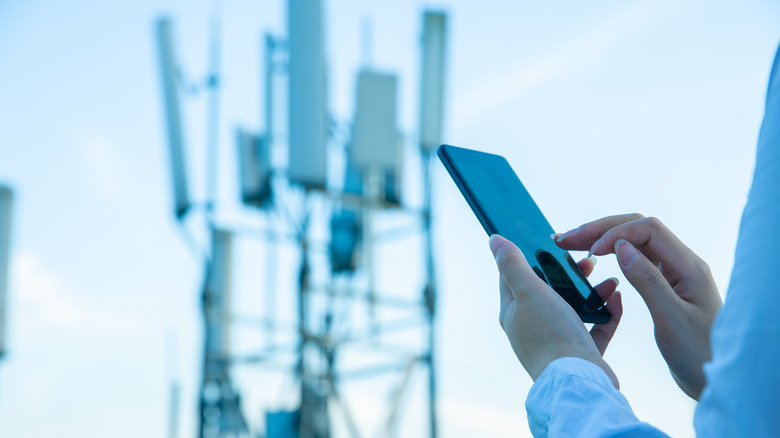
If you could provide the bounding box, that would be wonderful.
[10,252,152,335]
[453,2,659,124]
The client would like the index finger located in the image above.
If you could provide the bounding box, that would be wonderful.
[588,217,702,287]
[554,213,645,251]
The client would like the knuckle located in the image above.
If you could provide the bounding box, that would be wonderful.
[698,257,712,274]
[638,264,666,287]
[694,256,715,282]
[643,216,663,230]
[628,212,645,221]
[600,227,616,242]
[579,221,596,234]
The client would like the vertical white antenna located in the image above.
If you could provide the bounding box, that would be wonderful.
[288,0,328,188]
[419,12,448,151]
[352,69,401,205]
[155,18,191,220]
[351,71,399,174]
[206,229,233,357]
[0,186,12,359]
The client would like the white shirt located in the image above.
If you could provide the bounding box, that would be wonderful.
[526,44,780,437]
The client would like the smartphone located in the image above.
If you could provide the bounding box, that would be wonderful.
[437,144,611,324]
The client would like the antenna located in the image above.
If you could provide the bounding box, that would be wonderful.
[0,186,12,359]
[351,70,401,204]
[205,229,233,360]
[155,17,191,220]
[287,0,328,188]
[419,12,448,151]
[236,128,273,208]
[351,70,399,172]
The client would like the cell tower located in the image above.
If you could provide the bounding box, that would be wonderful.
[154,2,448,437]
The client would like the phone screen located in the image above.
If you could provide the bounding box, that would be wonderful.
[437,144,611,324]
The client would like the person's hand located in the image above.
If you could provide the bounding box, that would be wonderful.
[553,214,723,400]
[490,234,623,388]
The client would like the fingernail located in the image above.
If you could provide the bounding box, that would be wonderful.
[555,231,570,243]
[587,245,596,259]
[615,239,640,267]
[550,233,558,241]
[607,277,619,287]
[489,234,508,257]
[588,255,598,267]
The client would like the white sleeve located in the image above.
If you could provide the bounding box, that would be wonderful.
[694,44,780,437]
[526,357,669,438]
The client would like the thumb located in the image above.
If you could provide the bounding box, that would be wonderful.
[614,239,679,315]
[489,235,542,300]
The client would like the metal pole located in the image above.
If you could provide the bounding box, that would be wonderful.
[168,382,181,438]
[264,212,278,348]
[264,34,275,142]
[364,167,381,335]
[421,152,437,438]
[297,195,312,438]
[206,2,222,220]
[201,7,223,431]
[263,33,278,349]
[165,329,181,438]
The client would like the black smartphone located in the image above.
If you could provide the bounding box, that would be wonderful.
[437,144,611,324]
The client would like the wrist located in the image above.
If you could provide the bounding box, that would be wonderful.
[527,352,618,389]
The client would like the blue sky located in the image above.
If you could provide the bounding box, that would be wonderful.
[1,0,779,437]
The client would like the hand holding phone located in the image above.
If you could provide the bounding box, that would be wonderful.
[438,144,622,386]
[437,144,611,323]
[489,233,621,387]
